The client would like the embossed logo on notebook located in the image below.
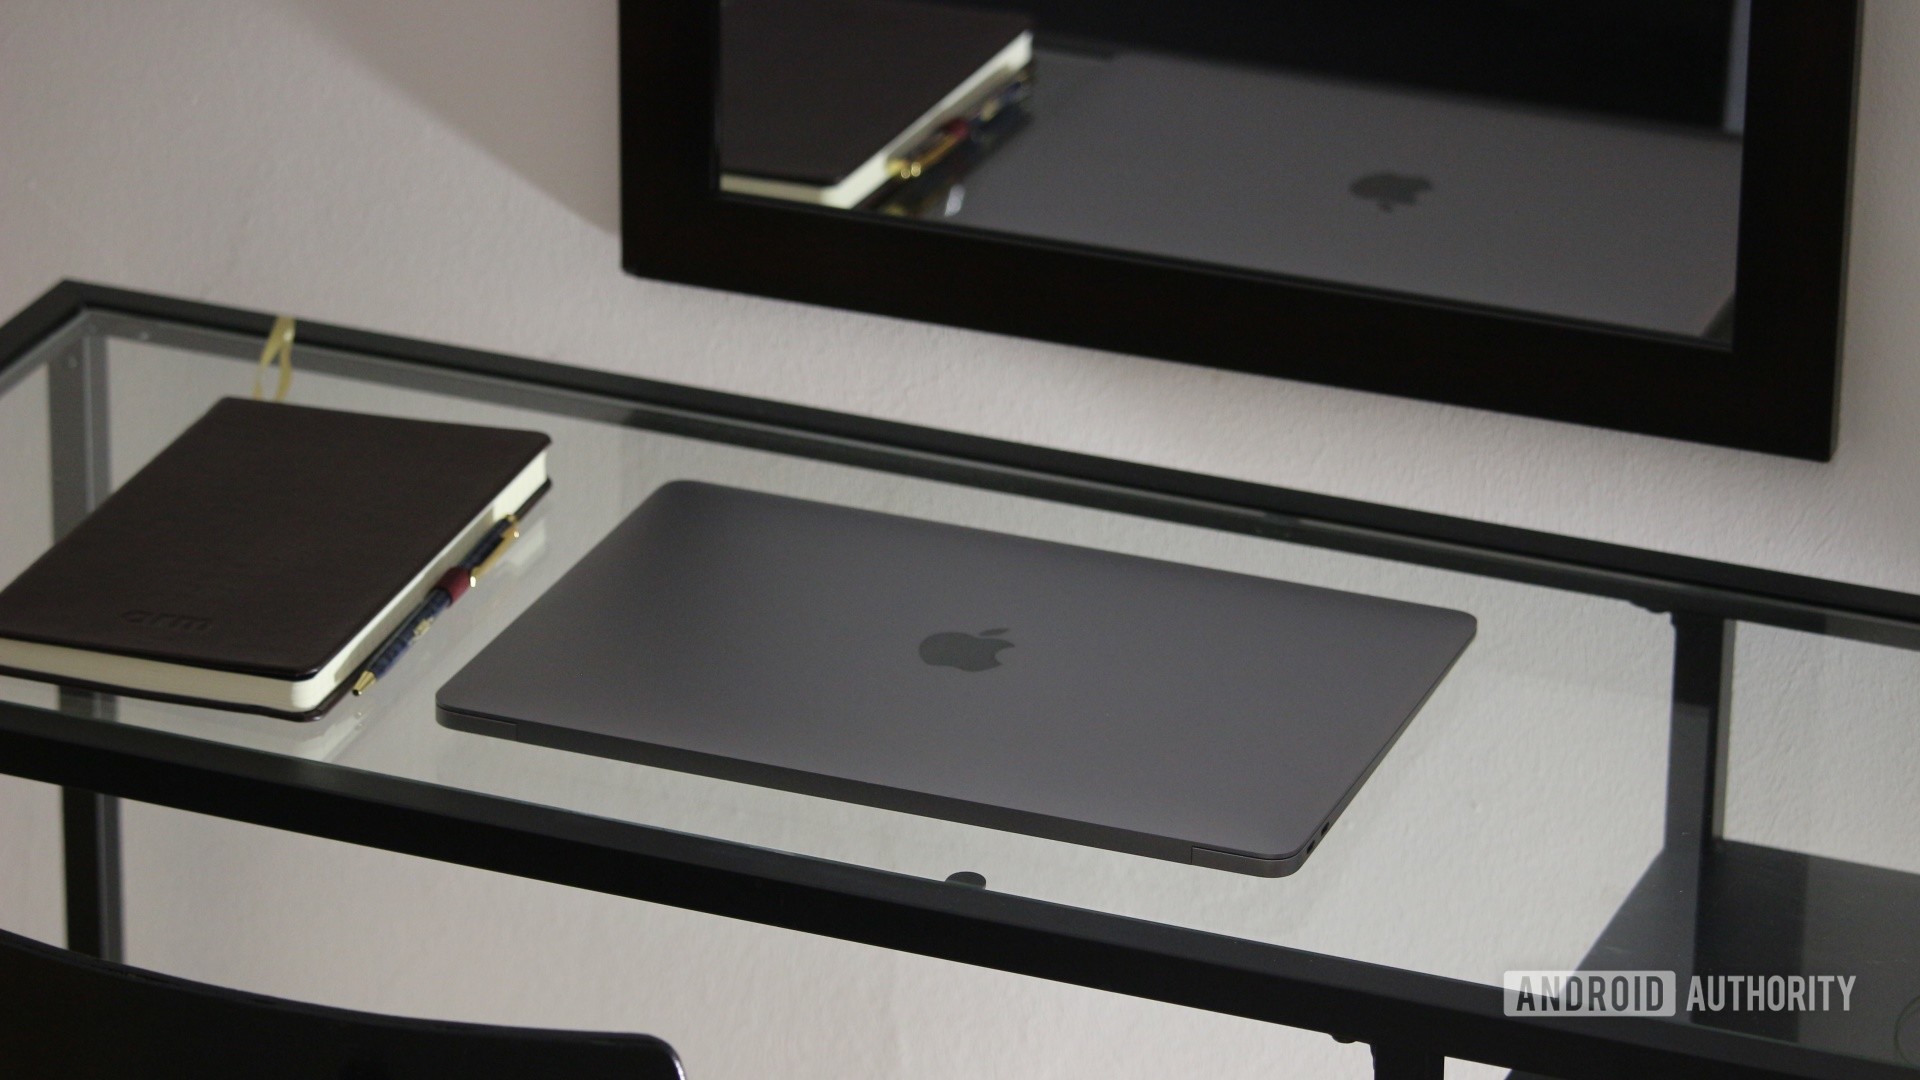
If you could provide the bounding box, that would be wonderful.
[919,630,1012,672]
[121,610,212,633]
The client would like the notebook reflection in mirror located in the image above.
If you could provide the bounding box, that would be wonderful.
[717,0,1036,212]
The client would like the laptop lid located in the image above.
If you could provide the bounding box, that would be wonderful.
[437,481,1476,876]
[944,50,1742,337]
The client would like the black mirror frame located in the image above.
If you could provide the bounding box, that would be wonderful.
[619,0,1860,460]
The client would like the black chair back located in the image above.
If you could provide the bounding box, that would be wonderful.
[0,927,683,1079]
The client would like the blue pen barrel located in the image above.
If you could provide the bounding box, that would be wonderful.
[354,516,518,694]
[366,583,458,680]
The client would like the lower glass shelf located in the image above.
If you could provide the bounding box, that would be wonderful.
[1568,840,1920,1068]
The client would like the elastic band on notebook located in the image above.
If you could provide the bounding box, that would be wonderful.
[253,316,296,402]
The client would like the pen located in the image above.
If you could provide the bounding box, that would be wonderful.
[351,514,521,695]
[885,73,1032,182]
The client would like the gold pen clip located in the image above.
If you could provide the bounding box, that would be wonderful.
[470,518,521,584]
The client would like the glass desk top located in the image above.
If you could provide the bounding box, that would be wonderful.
[2,292,1916,1078]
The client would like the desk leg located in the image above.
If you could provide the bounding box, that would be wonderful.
[1666,612,1733,857]
[49,332,124,962]
[1665,612,1734,1005]
[1500,617,1737,1080]
[1371,1042,1443,1079]
[61,774,123,962]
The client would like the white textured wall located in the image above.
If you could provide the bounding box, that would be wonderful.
[2,2,1918,1077]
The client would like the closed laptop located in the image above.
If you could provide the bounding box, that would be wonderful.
[437,481,1475,876]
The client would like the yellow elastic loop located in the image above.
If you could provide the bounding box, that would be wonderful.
[253,316,296,402]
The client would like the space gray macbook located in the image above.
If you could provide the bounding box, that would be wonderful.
[436,481,1476,876]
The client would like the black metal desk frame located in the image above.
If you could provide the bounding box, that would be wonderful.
[2,282,1916,1080]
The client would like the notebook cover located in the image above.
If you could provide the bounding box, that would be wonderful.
[0,398,550,682]
[720,0,1032,185]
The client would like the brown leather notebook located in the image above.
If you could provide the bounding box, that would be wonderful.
[0,398,550,719]
[719,0,1033,206]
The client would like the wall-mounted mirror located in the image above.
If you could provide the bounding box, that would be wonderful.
[621,1,1859,459]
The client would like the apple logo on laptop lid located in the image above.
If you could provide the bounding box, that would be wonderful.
[1350,172,1432,211]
